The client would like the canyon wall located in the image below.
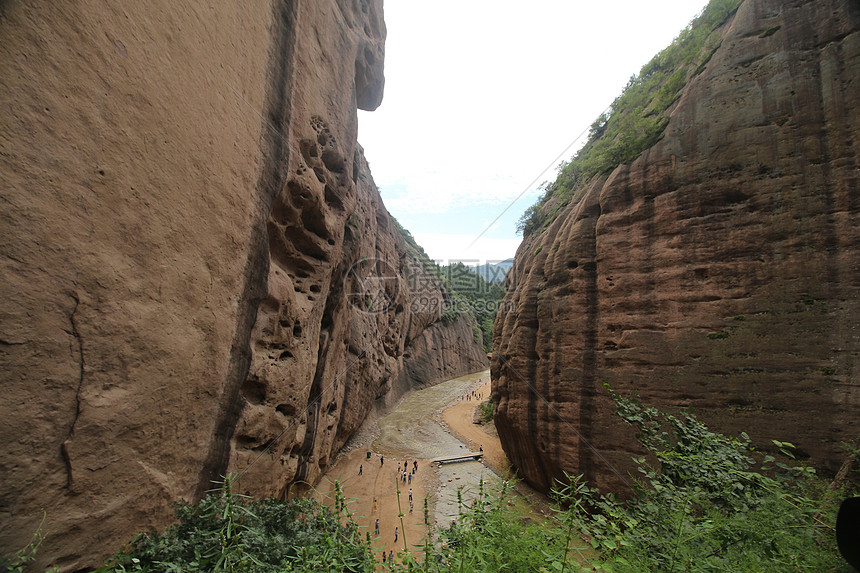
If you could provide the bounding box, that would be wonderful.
[493,0,859,494]
[0,1,485,570]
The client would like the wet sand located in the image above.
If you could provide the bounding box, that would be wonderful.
[313,369,503,563]
[441,377,508,474]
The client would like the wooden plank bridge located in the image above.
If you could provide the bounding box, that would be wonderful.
[432,452,484,466]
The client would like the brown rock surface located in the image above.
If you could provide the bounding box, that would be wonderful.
[0,1,485,570]
[492,0,859,494]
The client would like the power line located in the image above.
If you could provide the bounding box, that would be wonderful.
[464,103,611,253]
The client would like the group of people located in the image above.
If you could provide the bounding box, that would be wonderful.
[360,454,423,563]
[351,382,490,565]
[398,459,418,484]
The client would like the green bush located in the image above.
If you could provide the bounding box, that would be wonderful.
[423,479,568,573]
[404,389,849,572]
[478,397,494,423]
[97,476,372,573]
[550,387,848,572]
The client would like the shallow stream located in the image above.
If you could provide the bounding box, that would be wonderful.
[372,370,485,458]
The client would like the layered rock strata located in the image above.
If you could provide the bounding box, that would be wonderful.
[493,0,859,494]
[0,1,485,570]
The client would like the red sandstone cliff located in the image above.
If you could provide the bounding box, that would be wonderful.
[0,1,485,570]
[493,0,859,494]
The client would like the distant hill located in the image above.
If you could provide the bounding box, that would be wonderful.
[471,258,514,283]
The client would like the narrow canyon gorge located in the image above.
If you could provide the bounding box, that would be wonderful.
[1,0,858,570]
[0,1,485,570]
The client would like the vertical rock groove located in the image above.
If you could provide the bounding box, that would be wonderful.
[577,210,601,483]
[294,301,335,485]
[195,0,298,499]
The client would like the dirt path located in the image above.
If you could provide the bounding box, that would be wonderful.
[313,370,501,564]
[441,378,509,476]
[312,448,430,561]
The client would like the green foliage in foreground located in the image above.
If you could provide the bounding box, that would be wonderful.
[96,393,852,572]
[518,0,742,237]
[412,389,849,573]
[551,388,850,572]
[96,477,372,573]
[0,512,59,573]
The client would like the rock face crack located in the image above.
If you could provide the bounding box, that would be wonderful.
[61,291,84,492]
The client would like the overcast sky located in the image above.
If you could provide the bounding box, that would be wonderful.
[358,0,709,264]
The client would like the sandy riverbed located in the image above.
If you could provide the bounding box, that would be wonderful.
[312,369,509,563]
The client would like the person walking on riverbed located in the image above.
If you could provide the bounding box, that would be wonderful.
[394,527,399,543]
[375,519,380,536]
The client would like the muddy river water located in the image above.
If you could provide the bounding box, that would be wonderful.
[372,370,486,458]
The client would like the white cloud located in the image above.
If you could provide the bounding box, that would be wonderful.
[379,169,541,214]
